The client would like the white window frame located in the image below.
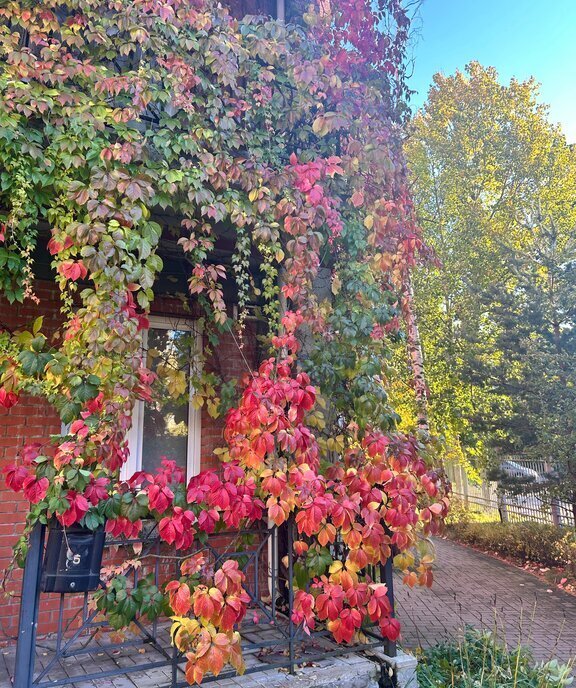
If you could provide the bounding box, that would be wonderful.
[122,315,202,481]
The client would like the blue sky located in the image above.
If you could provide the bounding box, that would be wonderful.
[407,0,576,142]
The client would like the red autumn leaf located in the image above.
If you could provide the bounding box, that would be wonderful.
[418,568,434,588]
[21,443,42,464]
[192,585,224,621]
[193,629,229,679]
[58,260,88,281]
[324,156,344,177]
[147,482,174,514]
[331,498,359,532]
[22,476,49,504]
[227,632,245,674]
[214,560,244,594]
[208,481,237,511]
[54,441,81,470]
[367,584,391,623]
[343,579,369,608]
[327,607,362,643]
[105,517,142,539]
[307,184,323,205]
[267,498,288,527]
[317,522,336,547]
[379,616,401,642]
[158,515,179,544]
[180,552,206,577]
[315,583,345,621]
[197,507,219,533]
[261,471,286,498]
[3,463,30,492]
[350,190,364,207]
[158,507,196,549]
[295,502,325,537]
[57,490,89,526]
[293,540,309,556]
[70,419,89,438]
[47,235,73,255]
[217,592,250,631]
[85,476,110,505]
[166,580,191,616]
[0,388,18,408]
[292,590,315,634]
[185,658,204,686]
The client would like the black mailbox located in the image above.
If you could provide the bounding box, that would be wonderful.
[41,522,106,593]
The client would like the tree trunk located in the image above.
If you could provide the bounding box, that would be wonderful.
[401,275,430,433]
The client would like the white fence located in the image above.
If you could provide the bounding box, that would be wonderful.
[446,459,575,528]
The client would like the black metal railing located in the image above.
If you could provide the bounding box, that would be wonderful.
[13,518,396,688]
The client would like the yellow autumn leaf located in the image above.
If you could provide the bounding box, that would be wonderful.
[170,617,201,650]
[207,398,220,418]
[329,560,343,574]
[312,115,325,134]
[345,558,360,573]
[393,552,414,571]
[191,394,204,409]
[158,365,188,397]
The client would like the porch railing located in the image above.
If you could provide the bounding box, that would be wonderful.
[13,518,396,688]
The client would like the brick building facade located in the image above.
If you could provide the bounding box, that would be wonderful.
[0,277,261,642]
[0,0,283,649]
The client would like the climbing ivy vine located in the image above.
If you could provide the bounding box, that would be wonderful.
[0,0,448,683]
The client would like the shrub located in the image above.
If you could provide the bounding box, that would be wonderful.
[554,531,576,576]
[447,520,576,571]
[417,628,573,688]
[446,498,499,525]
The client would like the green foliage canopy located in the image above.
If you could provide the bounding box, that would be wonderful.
[406,62,576,497]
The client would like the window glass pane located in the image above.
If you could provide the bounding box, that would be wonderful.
[141,327,191,475]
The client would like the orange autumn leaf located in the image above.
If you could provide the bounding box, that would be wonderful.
[166,581,191,616]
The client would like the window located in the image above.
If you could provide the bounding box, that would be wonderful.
[225,0,281,19]
[122,316,202,480]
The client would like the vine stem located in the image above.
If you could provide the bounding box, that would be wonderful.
[225,320,258,381]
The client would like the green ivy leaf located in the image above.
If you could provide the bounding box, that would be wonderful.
[306,547,332,577]
[59,400,82,424]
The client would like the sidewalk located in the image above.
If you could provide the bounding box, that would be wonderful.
[395,537,576,665]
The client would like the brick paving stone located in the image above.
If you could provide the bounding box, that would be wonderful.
[395,537,576,666]
[110,679,138,688]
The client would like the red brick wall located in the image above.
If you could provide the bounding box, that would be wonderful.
[200,322,259,469]
[0,280,260,642]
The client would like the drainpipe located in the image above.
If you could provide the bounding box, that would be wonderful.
[276,0,285,21]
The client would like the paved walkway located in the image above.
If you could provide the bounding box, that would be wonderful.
[395,537,576,665]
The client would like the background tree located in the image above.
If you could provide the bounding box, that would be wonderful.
[403,62,576,501]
